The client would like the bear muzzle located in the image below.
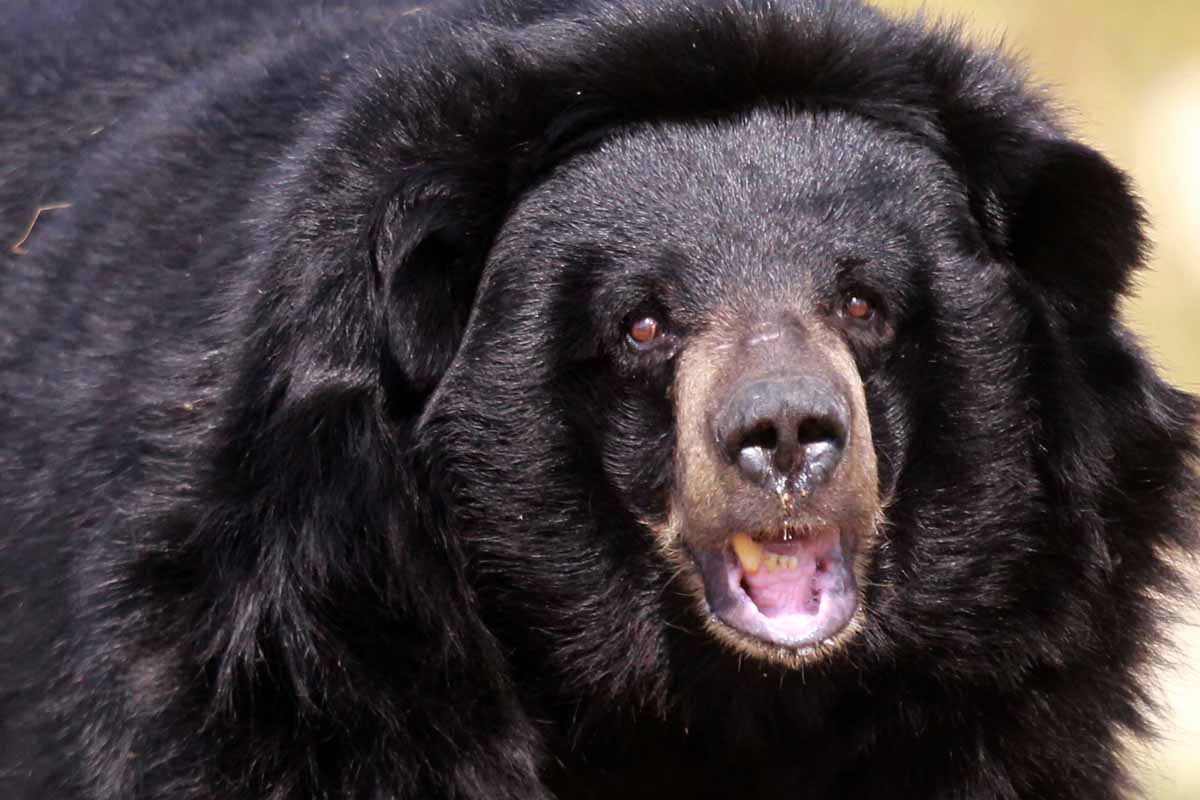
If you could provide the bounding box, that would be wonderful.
[667,315,879,660]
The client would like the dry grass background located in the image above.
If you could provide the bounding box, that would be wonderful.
[873,2,1200,796]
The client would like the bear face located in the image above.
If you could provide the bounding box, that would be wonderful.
[422,109,955,669]
[414,102,1156,695]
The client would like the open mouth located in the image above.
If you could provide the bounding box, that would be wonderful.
[689,526,859,650]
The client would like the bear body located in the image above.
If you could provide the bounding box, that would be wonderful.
[1,1,1196,798]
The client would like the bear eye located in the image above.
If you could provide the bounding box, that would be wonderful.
[627,316,662,347]
[841,294,875,322]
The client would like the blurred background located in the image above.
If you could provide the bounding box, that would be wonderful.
[875,1,1200,797]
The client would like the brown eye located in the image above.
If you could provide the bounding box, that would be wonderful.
[843,295,874,321]
[628,316,661,345]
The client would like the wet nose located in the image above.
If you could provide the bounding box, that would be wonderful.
[713,377,849,490]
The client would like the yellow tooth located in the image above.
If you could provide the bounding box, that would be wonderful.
[731,533,763,574]
[788,557,799,570]
[766,554,779,572]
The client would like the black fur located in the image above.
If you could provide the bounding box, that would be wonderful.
[1,1,1196,798]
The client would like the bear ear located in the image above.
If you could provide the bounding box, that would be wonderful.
[372,193,494,418]
[368,118,612,419]
[974,137,1146,319]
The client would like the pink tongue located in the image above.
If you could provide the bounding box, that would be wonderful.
[742,548,821,618]
[739,546,825,618]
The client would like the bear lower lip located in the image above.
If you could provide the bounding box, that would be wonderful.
[690,527,858,650]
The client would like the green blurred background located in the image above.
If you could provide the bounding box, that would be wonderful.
[874,1,1199,797]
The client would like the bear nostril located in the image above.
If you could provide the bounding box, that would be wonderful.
[740,422,779,453]
[795,417,840,448]
[734,422,779,486]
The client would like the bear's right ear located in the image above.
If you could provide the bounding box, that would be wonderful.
[368,115,614,417]
[372,192,494,417]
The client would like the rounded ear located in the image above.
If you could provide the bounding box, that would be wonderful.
[988,139,1146,319]
[373,198,489,418]
[368,125,618,420]
[902,30,1146,321]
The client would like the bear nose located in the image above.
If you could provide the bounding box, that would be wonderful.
[713,377,850,490]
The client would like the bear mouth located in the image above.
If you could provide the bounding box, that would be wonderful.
[689,525,859,651]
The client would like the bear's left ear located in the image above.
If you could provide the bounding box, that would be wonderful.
[970,136,1146,319]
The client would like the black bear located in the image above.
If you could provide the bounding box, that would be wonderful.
[1,0,1196,798]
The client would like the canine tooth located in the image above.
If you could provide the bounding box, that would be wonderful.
[731,533,763,574]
